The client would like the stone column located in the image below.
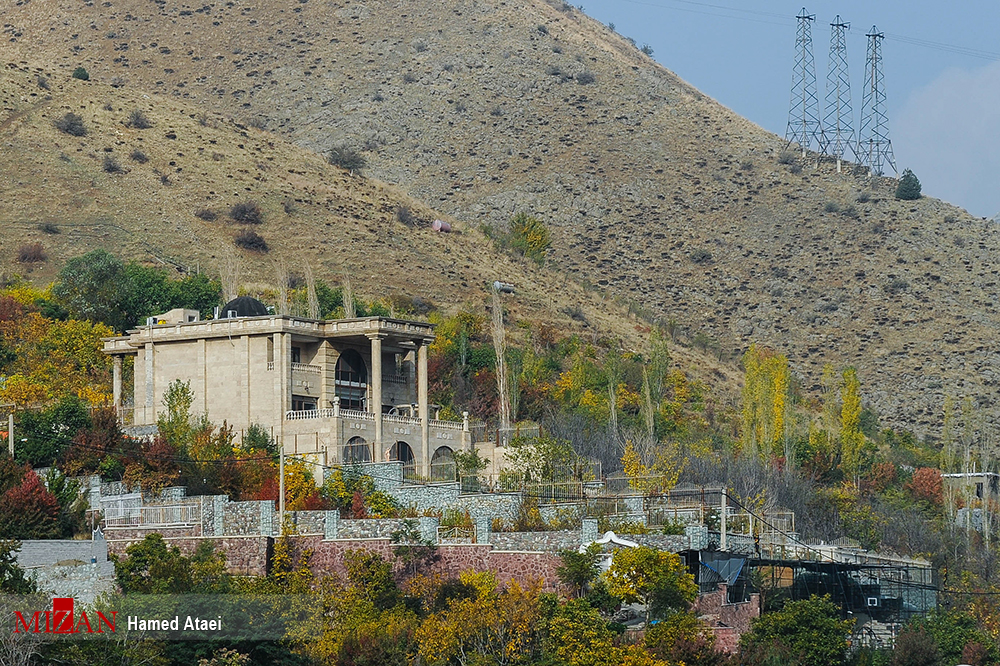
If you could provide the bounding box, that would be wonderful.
[274,332,291,449]
[475,515,492,545]
[144,342,154,424]
[368,334,384,459]
[418,341,430,476]
[582,518,600,543]
[112,356,122,419]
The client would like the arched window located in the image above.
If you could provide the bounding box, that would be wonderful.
[389,441,416,479]
[335,349,368,410]
[430,446,455,481]
[343,436,371,464]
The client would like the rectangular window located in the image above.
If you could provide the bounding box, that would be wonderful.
[291,396,317,412]
[291,346,301,364]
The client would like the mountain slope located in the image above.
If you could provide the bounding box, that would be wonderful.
[5,0,1000,433]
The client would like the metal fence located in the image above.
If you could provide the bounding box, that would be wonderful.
[437,526,476,544]
[105,504,201,528]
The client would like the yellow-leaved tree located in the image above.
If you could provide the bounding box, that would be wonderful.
[0,312,113,407]
[604,546,697,623]
[839,367,867,488]
[740,344,791,464]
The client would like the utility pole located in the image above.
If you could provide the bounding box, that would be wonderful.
[7,413,13,458]
[720,490,728,552]
[279,445,285,532]
[823,16,856,172]
[859,26,897,176]
[785,8,823,156]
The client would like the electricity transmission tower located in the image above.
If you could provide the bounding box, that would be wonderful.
[785,8,823,155]
[858,26,897,176]
[823,16,856,170]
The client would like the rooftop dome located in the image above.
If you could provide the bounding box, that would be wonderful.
[221,296,269,318]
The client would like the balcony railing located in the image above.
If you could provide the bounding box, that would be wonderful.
[292,362,321,373]
[382,372,408,385]
[282,408,464,430]
[105,504,200,528]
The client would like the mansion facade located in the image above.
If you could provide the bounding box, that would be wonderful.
[103,298,474,477]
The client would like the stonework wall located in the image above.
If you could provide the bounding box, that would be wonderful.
[17,538,116,605]
[490,530,583,553]
[224,499,274,536]
[30,562,117,605]
[285,510,328,535]
[107,535,271,576]
[301,536,564,592]
[692,584,761,653]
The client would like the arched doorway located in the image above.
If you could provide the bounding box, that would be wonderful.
[335,349,367,410]
[430,446,455,481]
[389,441,416,479]
[343,436,371,464]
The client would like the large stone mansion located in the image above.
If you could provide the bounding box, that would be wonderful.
[103,297,477,478]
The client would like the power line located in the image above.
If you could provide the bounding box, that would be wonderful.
[609,0,1000,62]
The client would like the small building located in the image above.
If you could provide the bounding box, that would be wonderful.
[103,297,471,477]
[941,471,1000,501]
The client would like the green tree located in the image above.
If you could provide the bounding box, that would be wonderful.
[556,543,603,598]
[16,395,92,467]
[604,546,697,622]
[891,626,941,666]
[53,250,132,332]
[645,611,731,666]
[44,469,87,538]
[391,519,439,580]
[157,379,196,449]
[54,250,221,332]
[739,595,852,666]
[112,533,194,594]
[908,611,997,666]
[0,540,36,594]
[895,169,922,200]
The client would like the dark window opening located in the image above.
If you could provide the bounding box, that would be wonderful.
[335,349,368,410]
[291,346,301,364]
[344,436,371,464]
[292,396,317,412]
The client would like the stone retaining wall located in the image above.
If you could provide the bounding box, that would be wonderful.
[107,535,271,576]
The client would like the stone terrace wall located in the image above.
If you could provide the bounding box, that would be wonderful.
[490,530,582,553]
[224,500,273,536]
[104,525,203,539]
[335,518,413,540]
[107,535,271,576]
[284,510,327,535]
[301,536,564,593]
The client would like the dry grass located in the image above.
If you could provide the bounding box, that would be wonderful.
[2,0,995,430]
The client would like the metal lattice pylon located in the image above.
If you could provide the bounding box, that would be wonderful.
[822,16,856,165]
[858,26,897,176]
[785,8,823,155]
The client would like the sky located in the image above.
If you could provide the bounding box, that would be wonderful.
[579,0,1000,217]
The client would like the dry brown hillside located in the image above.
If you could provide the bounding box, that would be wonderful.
[5,0,1000,434]
[0,61,741,397]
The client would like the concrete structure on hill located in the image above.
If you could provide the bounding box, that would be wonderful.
[103,298,474,477]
